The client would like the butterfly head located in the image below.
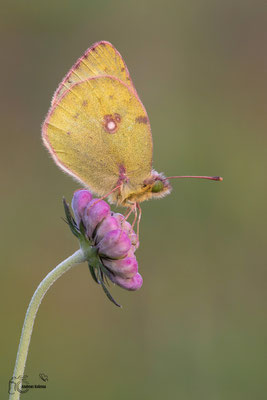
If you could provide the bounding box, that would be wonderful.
[115,170,172,206]
[144,170,172,197]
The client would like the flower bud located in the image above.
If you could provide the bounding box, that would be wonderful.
[95,215,120,243]
[121,219,132,233]
[84,199,110,238]
[110,272,143,291]
[128,231,139,249]
[112,213,139,248]
[71,189,92,226]
[103,255,138,279]
[112,212,124,224]
[113,214,132,233]
[97,229,131,259]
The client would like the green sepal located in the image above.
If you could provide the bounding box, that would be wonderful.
[99,274,121,308]
[88,263,100,284]
[99,262,121,307]
[79,219,87,237]
[63,198,91,246]
[63,198,80,238]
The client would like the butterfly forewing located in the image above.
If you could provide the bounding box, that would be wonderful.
[52,41,135,106]
[43,76,153,197]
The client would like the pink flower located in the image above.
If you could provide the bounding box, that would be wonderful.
[71,190,143,299]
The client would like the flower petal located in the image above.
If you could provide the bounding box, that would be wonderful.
[97,229,131,259]
[112,213,139,248]
[110,273,143,291]
[71,189,92,226]
[84,199,110,238]
[103,255,138,279]
[95,216,120,243]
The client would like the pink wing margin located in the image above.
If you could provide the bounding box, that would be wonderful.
[51,40,138,107]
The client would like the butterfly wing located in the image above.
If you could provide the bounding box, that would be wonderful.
[52,41,135,106]
[42,76,152,196]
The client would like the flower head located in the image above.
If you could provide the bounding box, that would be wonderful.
[64,189,142,306]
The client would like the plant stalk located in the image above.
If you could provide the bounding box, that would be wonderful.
[9,249,86,400]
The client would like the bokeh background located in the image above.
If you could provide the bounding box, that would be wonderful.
[1,1,267,399]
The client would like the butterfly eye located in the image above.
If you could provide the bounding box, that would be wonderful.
[151,180,164,193]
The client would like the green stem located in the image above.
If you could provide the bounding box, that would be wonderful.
[9,249,86,400]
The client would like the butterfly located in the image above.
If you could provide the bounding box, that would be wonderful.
[42,41,222,229]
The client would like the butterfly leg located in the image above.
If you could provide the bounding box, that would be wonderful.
[136,202,142,239]
[123,205,134,221]
[131,203,138,229]
[82,184,122,218]
[98,184,122,202]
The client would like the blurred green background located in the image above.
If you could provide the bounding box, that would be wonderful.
[1,1,267,399]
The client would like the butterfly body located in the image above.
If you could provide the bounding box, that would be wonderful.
[42,41,170,207]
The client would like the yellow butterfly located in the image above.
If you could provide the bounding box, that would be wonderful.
[42,41,221,222]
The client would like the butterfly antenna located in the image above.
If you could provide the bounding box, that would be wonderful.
[164,175,223,182]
